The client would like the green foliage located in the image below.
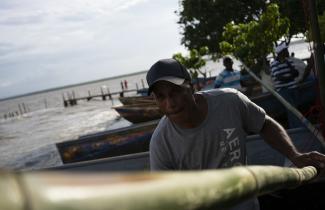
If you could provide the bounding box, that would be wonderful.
[220,3,290,70]
[172,46,209,79]
[177,0,266,55]
[176,0,325,55]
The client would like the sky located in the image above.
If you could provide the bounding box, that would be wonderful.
[0,0,187,99]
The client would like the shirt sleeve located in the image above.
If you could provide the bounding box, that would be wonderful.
[214,74,224,88]
[236,91,266,133]
[149,127,173,170]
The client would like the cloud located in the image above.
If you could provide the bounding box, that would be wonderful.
[0,80,12,88]
[0,42,31,57]
[0,14,43,25]
[0,0,186,99]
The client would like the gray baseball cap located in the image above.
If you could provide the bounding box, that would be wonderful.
[146,58,191,95]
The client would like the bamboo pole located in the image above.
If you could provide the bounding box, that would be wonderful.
[0,166,317,210]
[240,61,325,147]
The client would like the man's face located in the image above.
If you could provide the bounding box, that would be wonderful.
[278,49,289,62]
[224,59,233,69]
[152,81,193,121]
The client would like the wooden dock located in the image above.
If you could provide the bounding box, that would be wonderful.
[62,88,147,107]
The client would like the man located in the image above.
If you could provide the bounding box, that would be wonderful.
[270,42,306,128]
[214,56,242,90]
[146,58,325,210]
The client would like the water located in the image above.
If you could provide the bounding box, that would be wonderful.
[0,73,147,171]
[0,41,311,171]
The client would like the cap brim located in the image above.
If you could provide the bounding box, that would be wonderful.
[148,76,185,95]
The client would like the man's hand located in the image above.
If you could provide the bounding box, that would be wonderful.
[291,151,325,170]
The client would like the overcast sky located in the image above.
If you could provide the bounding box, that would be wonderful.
[0,0,187,99]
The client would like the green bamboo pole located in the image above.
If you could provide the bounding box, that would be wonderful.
[240,61,325,147]
[0,172,25,210]
[0,166,317,210]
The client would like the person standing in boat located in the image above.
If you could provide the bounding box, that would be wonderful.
[270,41,306,128]
[214,56,243,90]
[146,58,325,210]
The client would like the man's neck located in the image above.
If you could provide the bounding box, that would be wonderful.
[170,94,208,129]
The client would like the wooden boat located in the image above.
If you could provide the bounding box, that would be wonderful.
[119,95,154,105]
[251,80,317,120]
[53,126,324,171]
[115,80,317,125]
[56,120,159,164]
[112,104,163,124]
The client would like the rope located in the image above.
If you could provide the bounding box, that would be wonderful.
[240,60,325,148]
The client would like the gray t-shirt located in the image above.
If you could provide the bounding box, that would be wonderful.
[150,88,266,170]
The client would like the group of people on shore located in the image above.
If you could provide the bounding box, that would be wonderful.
[144,42,325,209]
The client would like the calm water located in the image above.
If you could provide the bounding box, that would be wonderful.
[0,41,311,171]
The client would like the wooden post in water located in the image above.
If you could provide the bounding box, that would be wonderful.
[22,103,27,113]
[18,104,23,115]
[72,91,77,105]
[106,87,112,100]
[141,79,145,88]
[100,87,106,100]
[87,90,92,101]
[67,92,73,106]
[107,87,113,105]
[63,93,68,107]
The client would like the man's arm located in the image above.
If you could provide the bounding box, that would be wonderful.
[260,115,325,169]
[214,74,224,88]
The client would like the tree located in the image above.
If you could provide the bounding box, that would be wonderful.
[177,0,265,56]
[219,4,290,72]
[172,46,209,81]
[176,0,325,56]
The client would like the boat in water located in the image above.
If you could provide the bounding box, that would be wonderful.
[112,104,162,124]
[53,123,324,170]
[119,95,154,105]
[56,120,159,164]
[114,80,317,125]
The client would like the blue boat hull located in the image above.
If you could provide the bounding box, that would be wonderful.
[52,126,324,171]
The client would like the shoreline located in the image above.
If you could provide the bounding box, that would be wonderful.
[0,70,148,102]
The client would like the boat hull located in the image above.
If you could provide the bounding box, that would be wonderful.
[113,104,163,123]
[53,126,324,171]
[56,120,158,164]
[119,96,154,105]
